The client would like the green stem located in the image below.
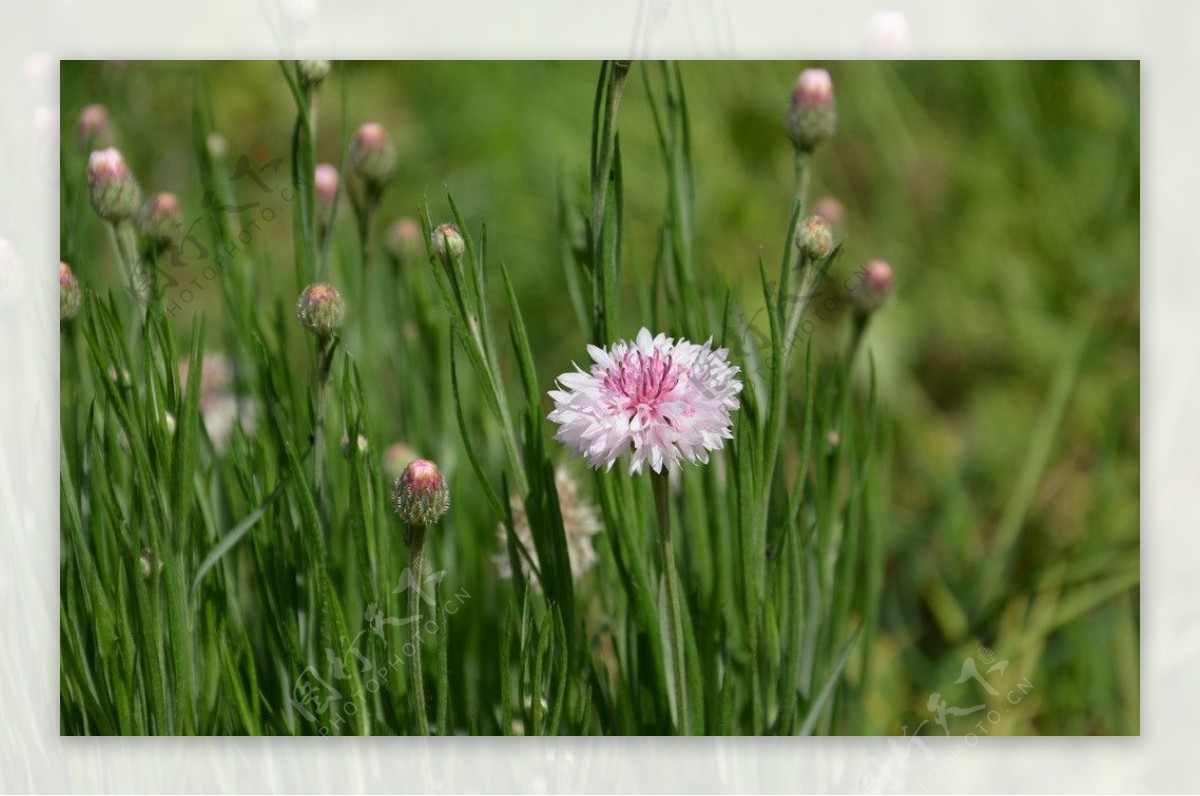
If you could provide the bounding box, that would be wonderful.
[793,148,812,207]
[407,522,431,735]
[590,60,631,342]
[312,337,335,534]
[652,470,690,735]
[108,220,146,348]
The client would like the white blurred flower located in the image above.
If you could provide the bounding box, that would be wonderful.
[864,10,911,57]
[279,0,318,29]
[0,239,25,308]
[179,353,258,453]
[495,468,603,591]
[23,52,57,102]
[33,105,59,176]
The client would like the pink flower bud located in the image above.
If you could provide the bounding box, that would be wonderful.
[77,104,112,152]
[296,282,346,336]
[60,261,82,322]
[384,217,422,263]
[138,192,182,247]
[87,147,142,222]
[383,442,419,482]
[814,196,845,231]
[314,163,339,207]
[852,259,895,313]
[785,68,837,151]
[393,459,450,526]
[349,122,396,185]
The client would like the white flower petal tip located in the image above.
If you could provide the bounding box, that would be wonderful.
[547,328,743,476]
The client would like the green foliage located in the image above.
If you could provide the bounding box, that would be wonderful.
[59,60,1139,735]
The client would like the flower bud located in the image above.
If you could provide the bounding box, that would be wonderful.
[341,432,369,459]
[393,459,450,526]
[60,262,82,322]
[298,59,331,85]
[314,163,339,208]
[383,442,419,482]
[431,223,464,261]
[207,132,229,160]
[349,122,396,185]
[139,547,154,580]
[87,147,142,222]
[296,282,346,336]
[785,68,837,151]
[107,365,133,389]
[384,217,422,263]
[814,196,845,232]
[138,192,181,248]
[852,259,895,313]
[796,215,834,261]
[76,104,113,152]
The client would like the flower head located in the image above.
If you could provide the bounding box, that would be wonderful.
[431,223,464,261]
[852,259,895,313]
[138,192,181,248]
[296,282,345,336]
[60,261,82,322]
[77,104,112,152]
[382,442,420,482]
[385,217,423,263]
[314,163,339,207]
[785,68,837,151]
[548,328,742,475]
[495,468,603,591]
[814,196,845,232]
[349,122,395,185]
[298,59,331,85]
[393,459,450,526]
[87,147,142,222]
[796,214,834,260]
[179,352,258,454]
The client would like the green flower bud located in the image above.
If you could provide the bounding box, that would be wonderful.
[349,122,396,186]
[87,147,142,222]
[796,215,834,260]
[785,68,837,151]
[298,60,331,85]
[393,459,450,526]
[138,192,182,249]
[60,261,82,322]
[851,259,895,314]
[431,223,464,261]
[296,282,346,337]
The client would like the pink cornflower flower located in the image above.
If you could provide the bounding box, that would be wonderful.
[548,328,742,475]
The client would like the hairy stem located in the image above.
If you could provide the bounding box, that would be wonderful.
[653,470,690,734]
[406,522,431,735]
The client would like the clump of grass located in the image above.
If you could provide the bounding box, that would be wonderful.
[59,59,1139,736]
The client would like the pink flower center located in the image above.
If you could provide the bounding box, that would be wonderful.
[602,350,682,422]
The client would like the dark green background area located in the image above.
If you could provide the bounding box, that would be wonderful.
[60,60,1139,734]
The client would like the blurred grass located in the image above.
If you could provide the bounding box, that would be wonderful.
[59,60,1139,735]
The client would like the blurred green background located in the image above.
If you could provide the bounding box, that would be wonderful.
[60,60,1139,734]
